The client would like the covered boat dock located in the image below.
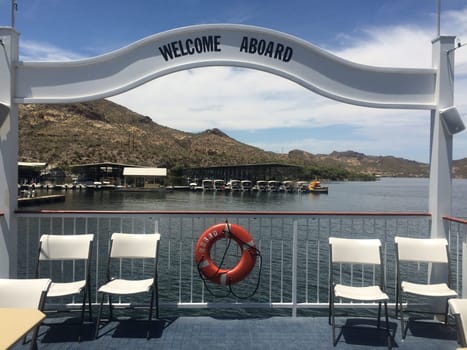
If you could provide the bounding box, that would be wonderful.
[185,163,302,183]
[122,167,167,189]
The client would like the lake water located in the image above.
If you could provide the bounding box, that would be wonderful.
[27,177,467,218]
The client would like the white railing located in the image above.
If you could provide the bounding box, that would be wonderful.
[16,210,465,316]
[444,215,467,298]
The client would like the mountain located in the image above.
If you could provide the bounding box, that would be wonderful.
[19,100,282,170]
[18,99,466,178]
[453,158,467,178]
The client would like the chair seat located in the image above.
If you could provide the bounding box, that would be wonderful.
[98,278,154,295]
[449,298,467,313]
[401,281,457,297]
[335,284,389,302]
[47,280,86,297]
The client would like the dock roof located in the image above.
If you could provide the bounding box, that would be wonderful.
[123,167,167,177]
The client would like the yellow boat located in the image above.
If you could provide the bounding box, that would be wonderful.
[308,180,328,194]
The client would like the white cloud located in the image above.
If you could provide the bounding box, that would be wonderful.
[20,40,84,61]
[440,8,467,76]
[332,26,433,68]
[110,67,319,131]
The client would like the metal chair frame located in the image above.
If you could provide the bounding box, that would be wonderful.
[449,299,467,347]
[95,233,160,340]
[395,236,457,339]
[328,237,391,349]
[35,234,94,329]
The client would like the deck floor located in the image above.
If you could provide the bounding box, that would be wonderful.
[11,314,459,350]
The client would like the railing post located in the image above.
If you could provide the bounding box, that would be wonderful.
[462,226,467,298]
[291,220,298,317]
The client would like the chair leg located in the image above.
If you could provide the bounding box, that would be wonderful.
[109,294,113,320]
[81,289,87,324]
[95,293,105,339]
[155,278,159,319]
[395,285,400,320]
[328,285,333,325]
[87,284,93,321]
[399,294,407,339]
[384,301,392,350]
[444,299,450,325]
[377,302,382,328]
[147,288,155,339]
[29,325,40,350]
[330,294,337,346]
[78,289,86,342]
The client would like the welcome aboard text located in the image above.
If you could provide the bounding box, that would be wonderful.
[158,35,293,62]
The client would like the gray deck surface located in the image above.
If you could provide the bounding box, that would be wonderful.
[11,314,459,350]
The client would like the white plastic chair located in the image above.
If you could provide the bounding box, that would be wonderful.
[35,234,94,325]
[0,278,51,349]
[449,299,467,347]
[329,237,391,349]
[95,233,161,339]
[395,236,457,339]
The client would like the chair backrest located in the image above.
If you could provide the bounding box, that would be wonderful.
[449,299,467,346]
[109,233,160,259]
[329,237,382,265]
[39,234,94,260]
[395,236,449,263]
[0,278,51,309]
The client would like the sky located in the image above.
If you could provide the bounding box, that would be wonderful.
[1,0,467,163]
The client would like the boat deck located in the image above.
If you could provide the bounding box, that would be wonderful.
[11,314,458,350]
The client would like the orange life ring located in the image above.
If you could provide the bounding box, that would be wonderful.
[195,222,257,285]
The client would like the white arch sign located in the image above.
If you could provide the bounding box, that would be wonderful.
[16,24,436,109]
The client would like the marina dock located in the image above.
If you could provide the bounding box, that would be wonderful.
[17,194,65,207]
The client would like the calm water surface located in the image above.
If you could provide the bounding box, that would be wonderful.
[29,177,467,217]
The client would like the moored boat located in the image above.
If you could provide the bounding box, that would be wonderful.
[267,180,281,192]
[308,180,328,194]
[202,179,214,191]
[254,180,268,192]
[241,180,253,191]
[226,179,241,191]
[296,181,309,193]
[101,181,116,190]
[282,180,295,193]
[213,179,225,191]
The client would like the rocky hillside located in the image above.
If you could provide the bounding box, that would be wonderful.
[18,99,465,178]
[19,100,281,170]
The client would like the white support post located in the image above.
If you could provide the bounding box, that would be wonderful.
[0,27,19,278]
[429,36,456,240]
[428,36,456,313]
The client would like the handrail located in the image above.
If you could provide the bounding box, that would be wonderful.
[15,209,432,216]
[443,215,467,224]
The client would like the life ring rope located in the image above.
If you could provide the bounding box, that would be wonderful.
[195,220,262,299]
